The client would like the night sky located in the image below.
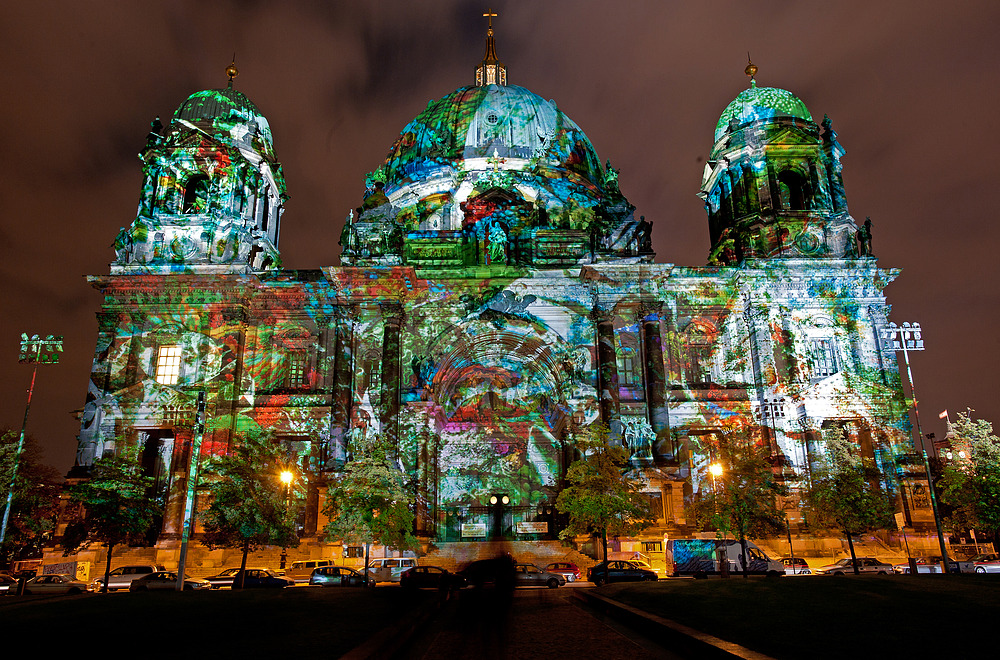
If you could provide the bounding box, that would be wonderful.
[3,1,998,475]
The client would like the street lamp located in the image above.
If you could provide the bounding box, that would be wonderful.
[279,470,295,569]
[1,334,63,547]
[882,321,951,573]
[707,462,729,577]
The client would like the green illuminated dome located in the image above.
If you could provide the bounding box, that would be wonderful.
[381,84,604,189]
[714,83,813,142]
[172,87,274,145]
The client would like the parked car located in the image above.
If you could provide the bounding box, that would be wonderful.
[287,559,333,583]
[458,556,517,589]
[0,574,18,594]
[513,563,565,588]
[23,574,88,595]
[587,560,657,586]
[972,553,1000,573]
[814,557,893,575]
[892,556,970,574]
[90,564,165,592]
[627,559,663,577]
[399,566,466,590]
[129,571,212,591]
[230,568,295,589]
[367,557,418,583]
[544,562,582,582]
[204,567,245,589]
[310,566,373,587]
[781,557,812,575]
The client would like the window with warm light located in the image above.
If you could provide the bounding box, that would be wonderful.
[155,345,182,385]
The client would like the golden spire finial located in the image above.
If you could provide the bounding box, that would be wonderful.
[745,52,758,87]
[476,8,506,86]
[226,54,239,88]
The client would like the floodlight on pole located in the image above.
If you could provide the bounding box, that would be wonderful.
[882,321,951,574]
[1,334,63,547]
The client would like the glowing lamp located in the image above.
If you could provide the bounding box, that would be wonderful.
[280,470,294,485]
[709,463,724,477]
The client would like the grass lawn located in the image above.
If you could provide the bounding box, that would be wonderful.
[601,574,1000,659]
[0,586,435,657]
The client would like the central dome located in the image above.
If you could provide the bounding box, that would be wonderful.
[380,84,604,190]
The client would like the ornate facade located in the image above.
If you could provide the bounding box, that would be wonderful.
[69,34,927,551]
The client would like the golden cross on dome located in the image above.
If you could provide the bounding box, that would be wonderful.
[487,148,506,172]
[483,8,497,31]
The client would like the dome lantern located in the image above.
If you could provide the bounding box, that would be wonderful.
[475,8,506,86]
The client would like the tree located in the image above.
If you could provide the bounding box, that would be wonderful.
[556,424,655,563]
[0,429,62,567]
[322,433,417,583]
[803,429,895,574]
[200,427,300,588]
[690,431,789,578]
[938,411,1000,548]
[64,452,160,592]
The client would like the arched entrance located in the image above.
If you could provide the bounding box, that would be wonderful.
[418,311,596,540]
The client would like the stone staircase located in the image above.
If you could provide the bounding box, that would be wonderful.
[420,540,598,573]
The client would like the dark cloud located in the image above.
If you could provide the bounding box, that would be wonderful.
[2,0,998,473]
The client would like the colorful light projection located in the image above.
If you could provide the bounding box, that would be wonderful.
[71,51,916,545]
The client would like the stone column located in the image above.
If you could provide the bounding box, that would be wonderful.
[639,302,670,458]
[328,305,354,467]
[380,302,403,459]
[592,307,620,441]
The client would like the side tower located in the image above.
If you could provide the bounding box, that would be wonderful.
[688,64,911,528]
[70,69,307,545]
[700,61,858,266]
[114,64,285,274]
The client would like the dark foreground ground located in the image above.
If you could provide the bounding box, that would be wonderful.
[3,576,998,659]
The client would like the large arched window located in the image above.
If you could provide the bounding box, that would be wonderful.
[777,170,806,210]
[183,175,210,213]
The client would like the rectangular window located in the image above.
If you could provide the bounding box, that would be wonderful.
[618,351,637,387]
[286,350,309,388]
[642,541,663,554]
[345,546,364,558]
[684,344,713,385]
[809,339,839,378]
[155,346,181,385]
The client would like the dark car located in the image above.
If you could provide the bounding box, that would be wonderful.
[129,571,211,591]
[400,566,466,590]
[544,562,582,582]
[587,560,657,586]
[230,568,295,589]
[458,555,517,589]
[310,566,373,587]
[514,563,565,588]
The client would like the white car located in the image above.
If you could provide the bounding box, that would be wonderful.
[972,553,1000,574]
[814,557,893,575]
[23,574,88,595]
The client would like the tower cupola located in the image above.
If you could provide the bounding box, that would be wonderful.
[112,62,286,274]
[698,60,864,266]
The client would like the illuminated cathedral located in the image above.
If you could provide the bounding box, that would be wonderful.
[67,22,930,561]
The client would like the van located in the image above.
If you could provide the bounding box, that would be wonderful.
[666,539,784,577]
[367,557,417,583]
[286,559,333,583]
